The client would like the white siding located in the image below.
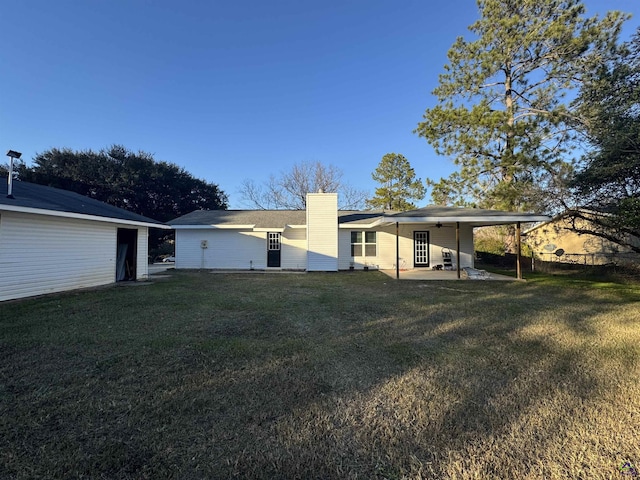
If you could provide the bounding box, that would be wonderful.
[281,228,307,270]
[338,230,353,270]
[306,193,338,271]
[0,212,117,301]
[338,223,475,270]
[136,227,149,279]
[176,227,308,270]
[339,225,415,270]
[176,229,267,269]
[422,224,474,269]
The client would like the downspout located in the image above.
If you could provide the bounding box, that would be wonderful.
[516,221,522,280]
[396,221,399,280]
[456,222,461,279]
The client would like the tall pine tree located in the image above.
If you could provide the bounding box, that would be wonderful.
[415,0,628,212]
[367,153,425,211]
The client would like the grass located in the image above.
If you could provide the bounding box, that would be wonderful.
[1,270,640,479]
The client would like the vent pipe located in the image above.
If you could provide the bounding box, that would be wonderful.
[6,150,22,199]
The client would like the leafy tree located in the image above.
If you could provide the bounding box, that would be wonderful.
[15,145,228,249]
[569,29,640,252]
[415,0,628,212]
[240,160,367,210]
[367,153,425,210]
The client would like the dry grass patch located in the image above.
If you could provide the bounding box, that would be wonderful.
[1,271,639,479]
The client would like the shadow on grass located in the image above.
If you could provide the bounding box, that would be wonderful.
[1,271,640,478]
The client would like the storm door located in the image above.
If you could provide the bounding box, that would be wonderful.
[267,232,281,268]
[414,231,430,267]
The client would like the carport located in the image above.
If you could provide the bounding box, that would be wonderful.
[381,206,550,280]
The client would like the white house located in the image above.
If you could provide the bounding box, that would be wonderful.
[0,177,166,302]
[170,192,549,279]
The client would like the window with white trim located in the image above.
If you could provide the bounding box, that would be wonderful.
[351,231,377,257]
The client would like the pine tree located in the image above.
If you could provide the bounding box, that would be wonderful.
[415,0,628,211]
[367,153,426,211]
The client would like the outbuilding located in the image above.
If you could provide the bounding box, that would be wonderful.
[0,177,166,302]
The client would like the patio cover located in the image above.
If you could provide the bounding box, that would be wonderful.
[375,206,551,280]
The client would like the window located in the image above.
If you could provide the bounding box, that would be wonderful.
[268,232,281,251]
[351,231,376,257]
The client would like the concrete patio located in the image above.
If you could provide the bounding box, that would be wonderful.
[379,268,519,281]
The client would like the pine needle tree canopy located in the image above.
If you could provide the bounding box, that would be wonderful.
[367,153,426,211]
[415,0,629,212]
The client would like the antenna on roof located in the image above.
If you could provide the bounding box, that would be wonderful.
[6,150,22,199]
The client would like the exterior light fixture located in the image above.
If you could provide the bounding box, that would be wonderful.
[6,149,22,199]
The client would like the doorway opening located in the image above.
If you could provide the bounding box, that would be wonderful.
[116,228,138,281]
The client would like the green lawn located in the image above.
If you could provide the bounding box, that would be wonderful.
[1,271,640,479]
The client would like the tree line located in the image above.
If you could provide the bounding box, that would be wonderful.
[6,145,228,252]
[3,0,638,253]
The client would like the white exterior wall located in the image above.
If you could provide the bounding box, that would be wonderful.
[306,193,338,271]
[338,223,475,270]
[176,229,266,269]
[338,230,352,270]
[0,211,151,302]
[176,227,308,270]
[338,225,415,270]
[136,226,149,280]
[427,224,474,268]
[281,228,307,270]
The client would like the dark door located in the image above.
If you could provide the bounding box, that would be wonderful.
[267,232,281,267]
[414,231,429,267]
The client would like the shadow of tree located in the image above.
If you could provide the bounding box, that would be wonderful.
[1,271,639,479]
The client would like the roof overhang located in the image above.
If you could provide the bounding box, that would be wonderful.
[1,204,169,229]
[388,214,550,227]
[171,224,255,230]
[338,217,386,229]
[172,223,308,231]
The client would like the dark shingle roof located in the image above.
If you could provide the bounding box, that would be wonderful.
[170,209,307,228]
[169,209,392,228]
[169,205,549,229]
[0,177,164,225]
[389,205,526,218]
[389,205,550,225]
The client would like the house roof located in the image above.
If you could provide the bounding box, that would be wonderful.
[338,211,391,224]
[170,209,308,228]
[522,208,620,235]
[169,209,392,229]
[170,205,549,229]
[388,206,550,226]
[0,177,166,228]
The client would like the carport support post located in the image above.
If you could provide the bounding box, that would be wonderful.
[516,221,522,280]
[396,222,400,279]
[456,222,461,279]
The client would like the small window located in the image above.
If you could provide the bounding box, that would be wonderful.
[351,231,376,257]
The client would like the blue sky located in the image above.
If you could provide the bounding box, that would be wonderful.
[2,1,639,208]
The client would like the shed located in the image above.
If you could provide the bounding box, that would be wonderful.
[0,177,166,301]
